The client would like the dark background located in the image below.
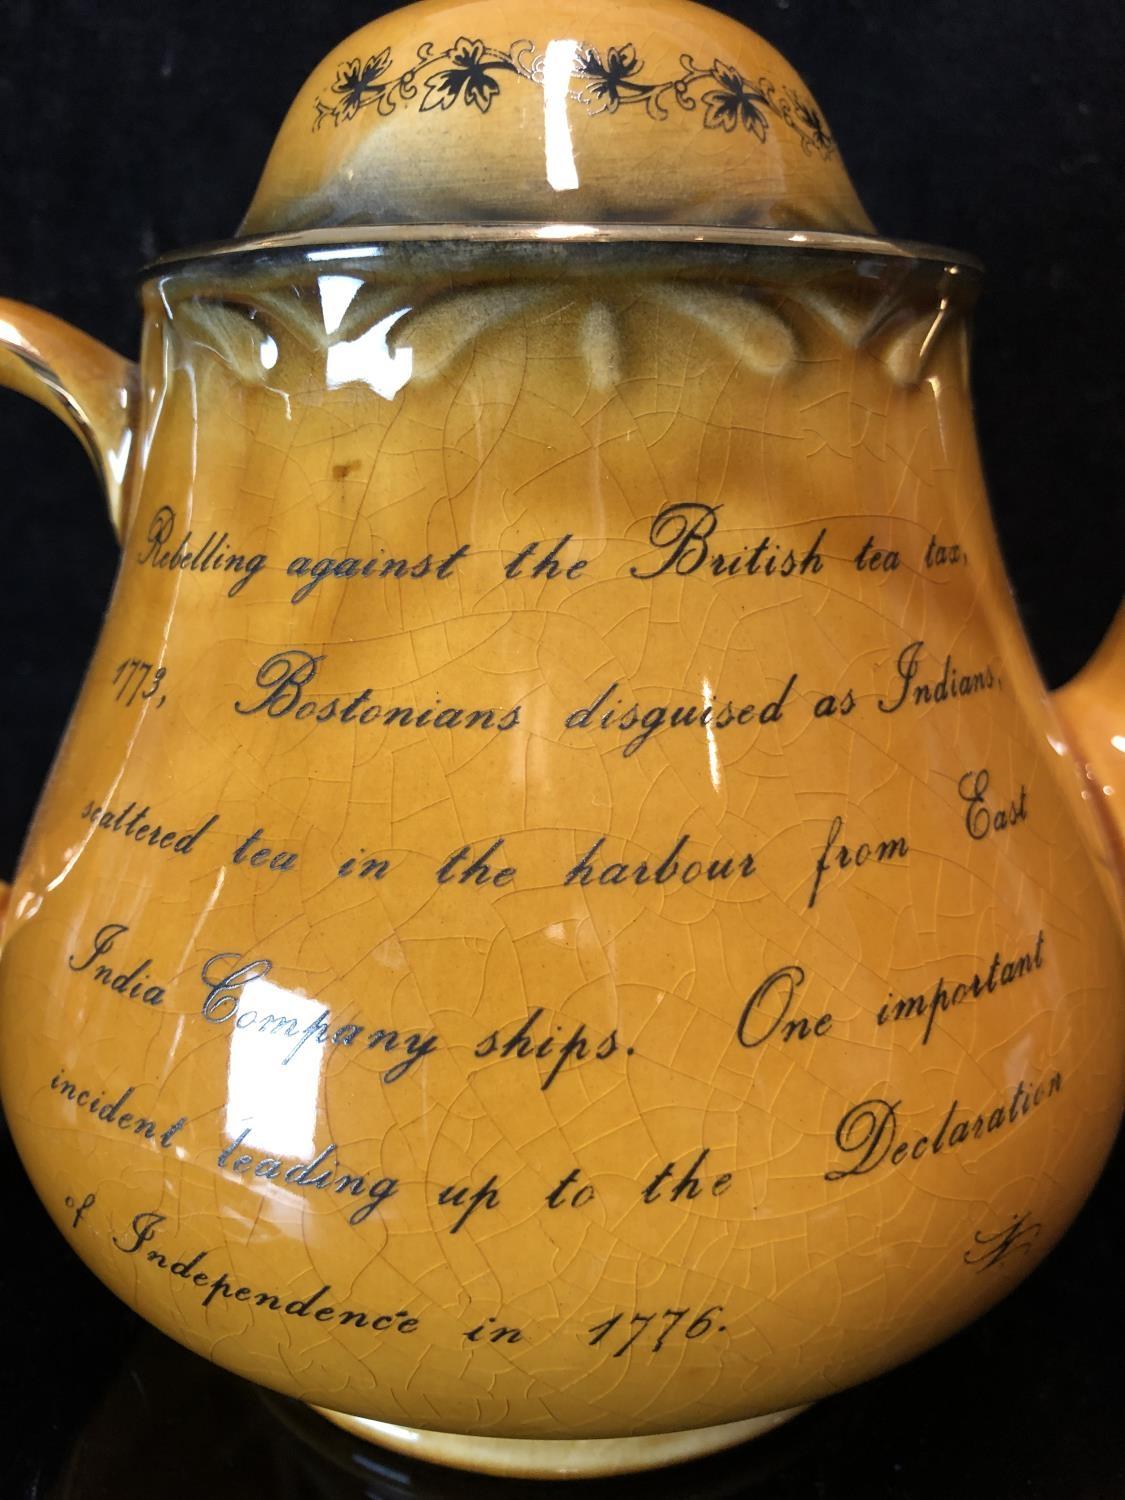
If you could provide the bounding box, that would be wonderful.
[0,3,1122,1497]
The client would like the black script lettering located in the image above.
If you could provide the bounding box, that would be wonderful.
[564,675,796,758]
[436,838,516,887]
[234,649,322,717]
[336,849,391,880]
[924,534,966,569]
[957,769,1029,841]
[114,1217,420,1333]
[199,954,438,1081]
[474,1009,624,1091]
[66,1191,96,1229]
[235,649,521,735]
[51,1070,186,1147]
[114,1211,166,1255]
[437,1174,502,1234]
[545,1168,596,1209]
[217,1131,399,1227]
[232,827,300,872]
[824,1098,900,1179]
[807,815,909,910]
[504,534,588,581]
[630,501,825,583]
[564,834,755,889]
[586,1304,727,1356]
[963,1211,1043,1271]
[110,657,168,710]
[876,931,1046,1046]
[735,966,833,1047]
[813,688,857,718]
[854,535,900,572]
[200,954,274,1025]
[286,543,469,603]
[78,798,218,856]
[826,1073,1063,1180]
[137,505,267,597]
[878,640,999,714]
[641,1149,733,1203]
[465,1319,525,1345]
[68,922,165,1006]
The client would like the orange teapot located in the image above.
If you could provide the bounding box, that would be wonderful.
[1,0,1122,1480]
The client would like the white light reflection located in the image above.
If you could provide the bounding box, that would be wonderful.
[224,977,322,1160]
[702,676,722,792]
[1112,734,1125,754]
[319,274,364,336]
[106,422,133,488]
[13,889,41,923]
[326,306,413,399]
[534,222,599,239]
[260,333,279,370]
[307,245,385,263]
[543,39,581,192]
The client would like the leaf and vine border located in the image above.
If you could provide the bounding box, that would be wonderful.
[313,37,836,158]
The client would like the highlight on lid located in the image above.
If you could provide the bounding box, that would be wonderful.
[241,0,874,235]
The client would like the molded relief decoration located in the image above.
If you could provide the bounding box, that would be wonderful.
[163,269,961,395]
[313,37,837,157]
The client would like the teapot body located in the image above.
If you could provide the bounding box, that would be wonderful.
[0,237,1121,1441]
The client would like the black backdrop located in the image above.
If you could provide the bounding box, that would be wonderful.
[0,5,1122,1498]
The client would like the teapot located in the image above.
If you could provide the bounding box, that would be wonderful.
[1,0,1122,1480]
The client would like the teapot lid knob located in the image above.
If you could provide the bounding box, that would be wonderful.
[240,0,874,237]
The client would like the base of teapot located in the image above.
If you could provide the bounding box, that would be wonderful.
[311,1404,808,1478]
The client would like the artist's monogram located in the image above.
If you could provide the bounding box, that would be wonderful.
[963,1212,1043,1272]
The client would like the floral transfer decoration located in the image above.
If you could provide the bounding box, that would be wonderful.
[313,36,836,157]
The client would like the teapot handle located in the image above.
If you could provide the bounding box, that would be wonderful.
[0,299,138,538]
[1054,602,1125,877]
[0,301,138,935]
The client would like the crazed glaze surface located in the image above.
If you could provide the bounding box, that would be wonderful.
[0,238,1122,1444]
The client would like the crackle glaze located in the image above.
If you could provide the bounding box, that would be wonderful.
[0,0,1122,1481]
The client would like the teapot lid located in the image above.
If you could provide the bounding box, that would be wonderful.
[239,0,874,238]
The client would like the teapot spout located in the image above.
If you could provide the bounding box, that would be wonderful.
[1054,603,1125,879]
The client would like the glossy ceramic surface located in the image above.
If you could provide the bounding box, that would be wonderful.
[1055,606,1125,881]
[241,0,872,235]
[0,234,1122,1452]
[0,0,1122,1477]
